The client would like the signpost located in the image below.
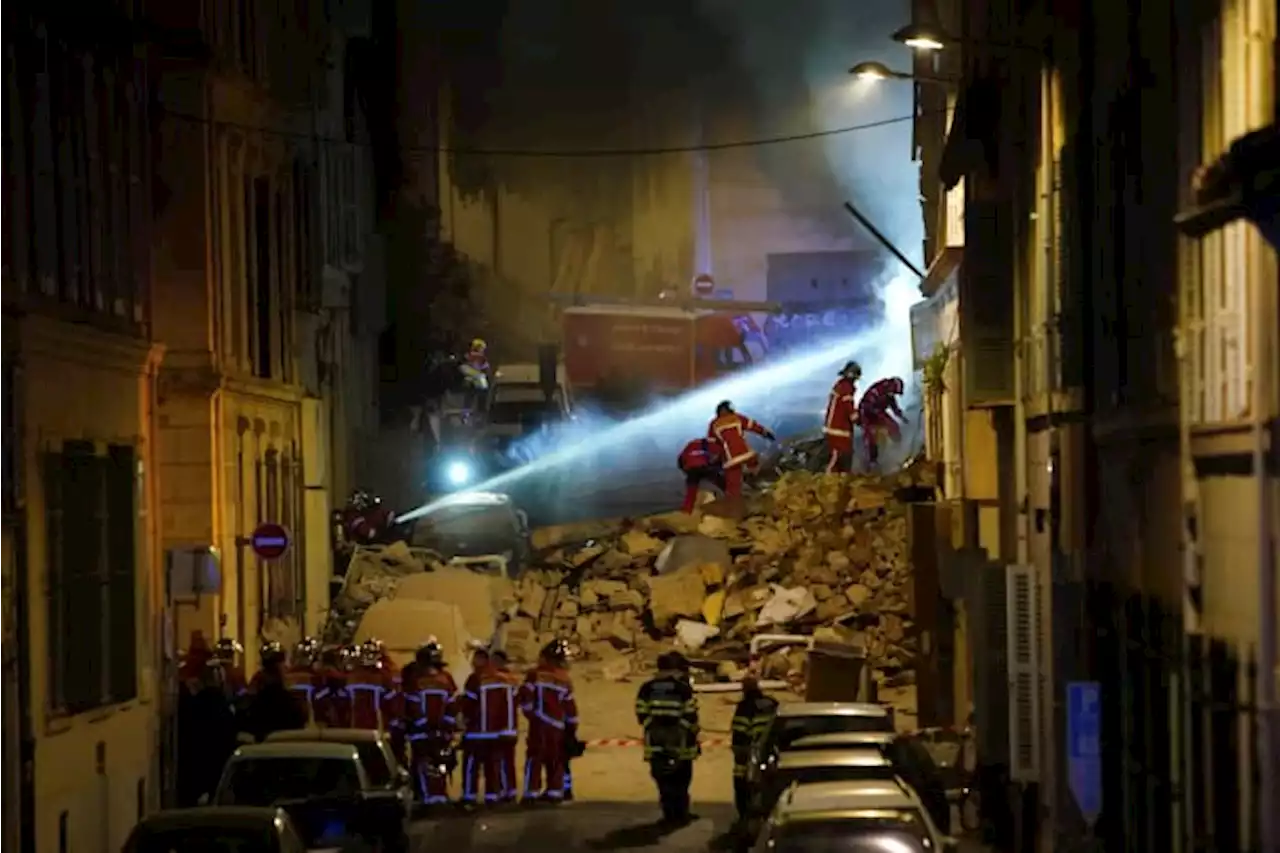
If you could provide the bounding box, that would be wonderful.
[1067,681,1102,828]
[249,522,290,561]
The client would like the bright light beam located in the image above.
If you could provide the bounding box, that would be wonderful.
[401,334,870,524]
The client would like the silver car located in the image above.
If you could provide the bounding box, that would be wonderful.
[753,778,958,853]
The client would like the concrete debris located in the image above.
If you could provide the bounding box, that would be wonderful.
[326,464,932,689]
[511,463,935,687]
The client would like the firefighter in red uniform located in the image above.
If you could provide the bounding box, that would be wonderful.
[707,401,776,505]
[403,639,459,806]
[314,645,356,728]
[489,649,524,803]
[824,361,862,473]
[284,637,322,726]
[458,645,519,807]
[676,437,726,513]
[521,639,579,804]
[347,638,395,731]
[857,376,907,468]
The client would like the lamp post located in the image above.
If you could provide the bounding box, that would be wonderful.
[848,60,958,87]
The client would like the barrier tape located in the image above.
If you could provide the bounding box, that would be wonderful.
[584,737,731,748]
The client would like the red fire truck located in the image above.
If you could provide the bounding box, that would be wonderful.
[559,295,779,406]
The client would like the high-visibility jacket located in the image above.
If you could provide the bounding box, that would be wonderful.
[824,377,858,437]
[520,665,578,731]
[283,666,320,724]
[708,413,770,469]
[460,666,519,738]
[678,438,724,472]
[404,667,458,738]
[635,672,699,760]
[730,692,779,777]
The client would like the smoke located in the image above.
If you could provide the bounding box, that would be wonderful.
[399,274,921,524]
[697,0,923,264]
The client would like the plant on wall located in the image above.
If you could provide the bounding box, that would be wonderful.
[922,344,950,393]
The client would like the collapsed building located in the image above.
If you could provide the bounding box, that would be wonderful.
[326,464,938,719]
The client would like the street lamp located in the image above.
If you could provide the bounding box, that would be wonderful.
[891,22,950,51]
[849,61,911,81]
[848,60,959,87]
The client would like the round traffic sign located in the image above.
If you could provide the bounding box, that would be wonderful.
[250,522,290,561]
[692,273,715,295]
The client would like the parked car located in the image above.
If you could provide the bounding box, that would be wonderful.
[212,742,409,853]
[751,779,958,853]
[265,729,413,818]
[752,748,898,817]
[121,806,306,853]
[761,732,952,833]
[749,702,895,782]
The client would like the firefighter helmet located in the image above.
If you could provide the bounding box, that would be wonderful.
[212,637,243,663]
[260,640,285,667]
[470,337,487,352]
[715,400,734,416]
[840,360,863,380]
[293,637,321,667]
[337,645,360,671]
[540,638,571,665]
[359,638,384,667]
[417,638,445,667]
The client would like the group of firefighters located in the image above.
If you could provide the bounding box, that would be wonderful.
[676,361,907,511]
[176,631,583,810]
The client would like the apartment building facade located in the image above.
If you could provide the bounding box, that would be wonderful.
[912,0,1277,849]
[148,0,385,659]
[2,4,166,851]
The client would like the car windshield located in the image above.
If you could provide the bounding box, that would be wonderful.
[218,757,361,806]
[351,741,393,787]
[409,506,517,557]
[131,828,277,853]
[770,813,931,853]
[767,714,894,754]
[761,766,899,815]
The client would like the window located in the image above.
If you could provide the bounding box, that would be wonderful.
[1182,0,1274,424]
[44,441,138,714]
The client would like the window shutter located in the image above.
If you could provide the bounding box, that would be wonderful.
[1006,563,1042,781]
[961,199,1015,405]
[106,444,137,703]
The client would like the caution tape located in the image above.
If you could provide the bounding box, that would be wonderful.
[584,737,731,748]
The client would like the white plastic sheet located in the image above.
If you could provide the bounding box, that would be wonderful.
[755,584,818,627]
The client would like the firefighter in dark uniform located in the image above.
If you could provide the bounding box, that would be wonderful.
[730,671,778,826]
[635,651,700,825]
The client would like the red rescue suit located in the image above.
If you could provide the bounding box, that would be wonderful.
[708,412,771,500]
[283,665,321,726]
[677,438,726,513]
[492,664,524,802]
[404,666,458,804]
[521,664,579,801]
[347,662,398,730]
[857,377,905,465]
[823,377,859,473]
[458,666,520,804]
[314,668,352,728]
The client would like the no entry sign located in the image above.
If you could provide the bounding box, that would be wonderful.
[692,273,715,295]
[250,522,290,561]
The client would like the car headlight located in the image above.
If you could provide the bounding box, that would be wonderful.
[445,459,474,486]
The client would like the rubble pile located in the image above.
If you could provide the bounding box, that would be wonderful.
[509,463,935,688]
[324,542,450,644]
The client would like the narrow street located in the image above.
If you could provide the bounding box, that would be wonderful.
[412,803,736,852]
